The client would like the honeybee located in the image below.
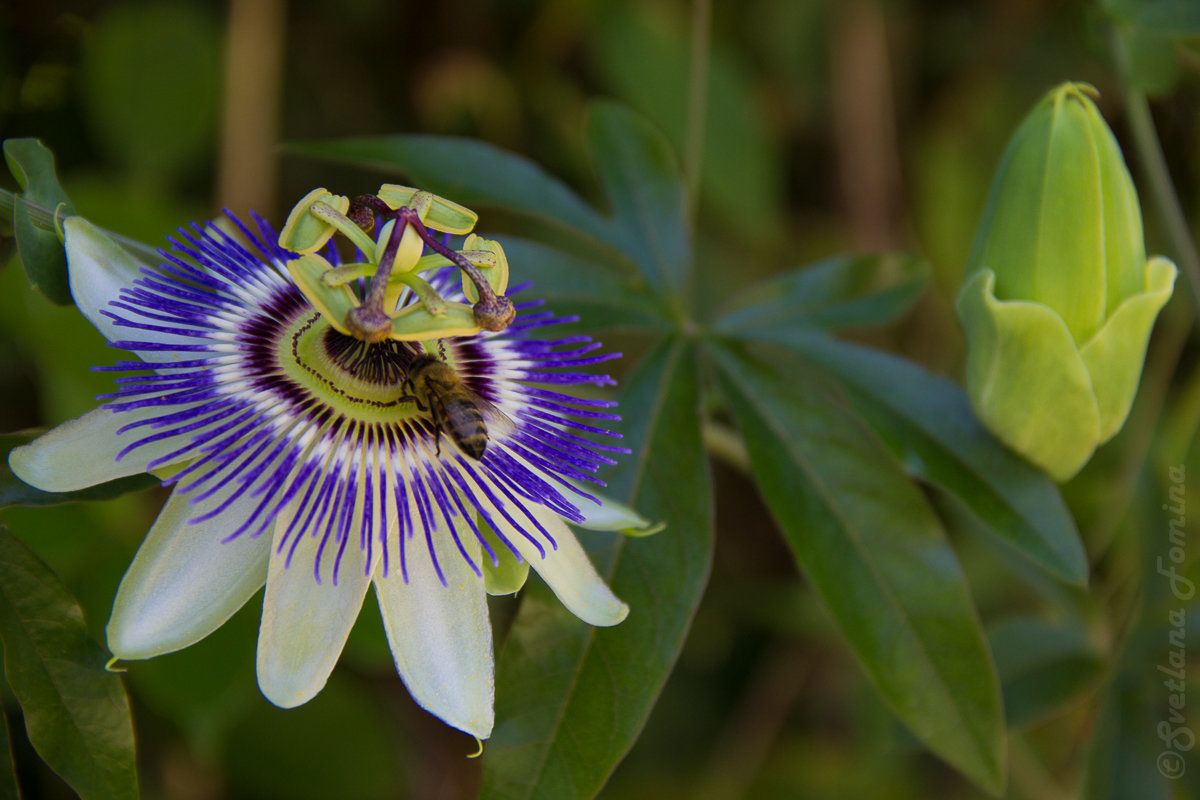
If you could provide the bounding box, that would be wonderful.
[402,354,511,460]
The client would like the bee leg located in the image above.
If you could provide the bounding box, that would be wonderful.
[397,393,425,411]
[429,404,444,456]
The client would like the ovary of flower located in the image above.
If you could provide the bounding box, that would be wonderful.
[7,213,654,739]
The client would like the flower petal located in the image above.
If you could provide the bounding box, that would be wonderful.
[9,405,190,492]
[256,492,376,709]
[492,491,628,627]
[64,218,178,361]
[107,486,270,659]
[374,516,494,739]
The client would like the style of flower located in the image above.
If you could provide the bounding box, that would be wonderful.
[9,193,653,740]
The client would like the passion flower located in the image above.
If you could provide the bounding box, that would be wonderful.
[9,200,655,739]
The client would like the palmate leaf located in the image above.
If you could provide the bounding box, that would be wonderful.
[584,102,690,301]
[712,344,1005,795]
[0,528,138,800]
[717,253,929,333]
[482,340,713,799]
[3,139,76,306]
[738,329,1087,586]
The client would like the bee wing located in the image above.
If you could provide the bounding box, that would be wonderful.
[472,393,517,440]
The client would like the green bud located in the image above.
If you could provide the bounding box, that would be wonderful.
[956,82,1177,481]
[278,188,349,254]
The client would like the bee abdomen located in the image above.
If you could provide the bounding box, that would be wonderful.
[442,395,488,459]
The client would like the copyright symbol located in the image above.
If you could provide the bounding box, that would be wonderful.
[1158,750,1186,779]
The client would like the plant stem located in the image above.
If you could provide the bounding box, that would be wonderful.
[1111,29,1200,315]
[702,420,751,475]
[683,0,712,225]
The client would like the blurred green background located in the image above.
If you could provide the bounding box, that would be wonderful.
[1,0,1198,798]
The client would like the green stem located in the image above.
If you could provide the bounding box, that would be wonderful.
[702,419,751,475]
[683,0,712,225]
[1111,30,1200,315]
[0,188,161,263]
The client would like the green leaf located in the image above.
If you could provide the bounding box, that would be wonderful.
[497,236,669,333]
[717,253,929,333]
[3,139,75,305]
[988,616,1105,727]
[585,101,690,301]
[482,339,713,799]
[712,345,1005,795]
[281,135,617,254]
[0,528,138,800]
[744,330,1087,586]
[0,707,19,800]
[0,432,156,508]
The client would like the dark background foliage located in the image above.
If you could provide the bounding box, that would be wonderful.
[0,0,1198,798]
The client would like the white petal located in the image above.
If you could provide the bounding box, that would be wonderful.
[256,478,376,709]
[107,486,270,659]
[486,479,628,627]
[64,218,179,360]
[9,404,193,492]
[374,521,494,739]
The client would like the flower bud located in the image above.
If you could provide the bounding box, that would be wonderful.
[956,82,1176,481]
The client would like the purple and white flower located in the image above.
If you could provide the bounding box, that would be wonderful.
[9,211,649,739]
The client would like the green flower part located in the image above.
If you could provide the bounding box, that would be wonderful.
[276,187,514,342]
[956,82,1177,481]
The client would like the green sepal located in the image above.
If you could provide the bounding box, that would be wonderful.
[377,184,478,234]
[479,519,529,596]
[956,269,1101,481]
[388,300,479,340]
[279,188,350,254]
[460,234,509,303]
[1080,255,1177,441]
[287,252,359,335]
